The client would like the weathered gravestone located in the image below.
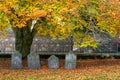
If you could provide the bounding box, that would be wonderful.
[48,55,59,69]
[11,51,22,69]
[27,53,40,69]
[65,52,77,69]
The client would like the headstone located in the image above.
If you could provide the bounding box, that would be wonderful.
[65,52,77,69]
[11,51,22,69]
[27,53,40,69]
[48,55,59,69]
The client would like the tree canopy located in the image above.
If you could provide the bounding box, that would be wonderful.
[0,0,120,49]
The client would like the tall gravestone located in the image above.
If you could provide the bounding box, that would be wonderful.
[11,51,22,69]
[48,55,59,69]
[65,52,77,69]
[27,53,40,69]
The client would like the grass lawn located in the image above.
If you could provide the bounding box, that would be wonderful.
[0,58,120,80]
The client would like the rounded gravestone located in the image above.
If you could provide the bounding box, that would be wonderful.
[11,51,22,69]
[27,53,40,69]
[48,55,59,69]
[65,52,77,69]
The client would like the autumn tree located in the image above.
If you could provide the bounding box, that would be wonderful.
[97,0,120,38]
[0,0,120,58]
[0,0,80,58]
[0,0,48,57]
[73,0,120,49]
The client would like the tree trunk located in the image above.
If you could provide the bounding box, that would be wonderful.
[12,26,35,58]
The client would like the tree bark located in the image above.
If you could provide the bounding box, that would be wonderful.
[12,25,36,58]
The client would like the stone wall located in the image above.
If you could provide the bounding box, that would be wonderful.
[31,36,73,53]
[0,34,73,53]
[0,32,118,54]
[73,33,118,53]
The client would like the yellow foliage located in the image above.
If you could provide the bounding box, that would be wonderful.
[0,30,7,38]
[80,35,98,49]
[0,0,47,28]
[0,0,120,49]
[97,0,120,38]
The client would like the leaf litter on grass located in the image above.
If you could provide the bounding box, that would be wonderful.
[0,58,120,80]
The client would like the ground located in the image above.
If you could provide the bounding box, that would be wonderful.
[0,58,120,80]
